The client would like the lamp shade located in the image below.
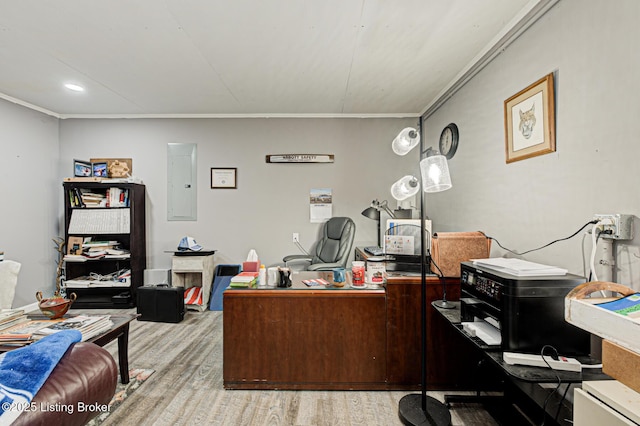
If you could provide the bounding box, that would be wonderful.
[392,127,420,156]
[361,206,380,220]
[420,154,452,193]
[390,175,420,201]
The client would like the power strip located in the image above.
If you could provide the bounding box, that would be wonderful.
[503,352,582,372]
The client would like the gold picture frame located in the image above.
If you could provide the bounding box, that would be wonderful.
[504,73,555,163]
[210,167,237,189]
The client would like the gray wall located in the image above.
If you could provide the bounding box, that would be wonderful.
[423,0,640,288]
[0,100,60,307]
[5,0,640,306]
[58,117,418,271]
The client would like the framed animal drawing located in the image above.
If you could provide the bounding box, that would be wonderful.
[504,73,556,163]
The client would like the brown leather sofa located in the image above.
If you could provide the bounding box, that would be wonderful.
[13,342,117,426]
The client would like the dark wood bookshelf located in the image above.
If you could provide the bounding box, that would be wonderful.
[62,182,146,308]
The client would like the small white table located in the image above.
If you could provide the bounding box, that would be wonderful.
[171,253,215,311]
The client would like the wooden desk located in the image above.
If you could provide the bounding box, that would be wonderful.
[224,271,386,390]
[223,270,467,390]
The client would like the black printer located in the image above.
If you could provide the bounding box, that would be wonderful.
[460,261,590,355]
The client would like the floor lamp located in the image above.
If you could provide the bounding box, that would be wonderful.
[392,124,453,426]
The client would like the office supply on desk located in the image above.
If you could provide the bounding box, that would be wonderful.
[364,246,384,256]
[332,268,346,287]
[302,278,328,287]
[351,261,365,286]
[461,261,589,355]
[277,267,292,288]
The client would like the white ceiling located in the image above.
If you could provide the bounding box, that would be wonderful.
[0,0,550,118]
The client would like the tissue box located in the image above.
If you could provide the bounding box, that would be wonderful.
[242,261,259,272]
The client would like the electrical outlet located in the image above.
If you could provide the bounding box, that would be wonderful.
[292,233,300,243]
[594,214,634,240]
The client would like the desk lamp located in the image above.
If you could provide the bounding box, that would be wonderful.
[361,199,396,248]
[393,125,453,426]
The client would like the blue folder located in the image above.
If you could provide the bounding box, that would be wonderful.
[209,264,241,311]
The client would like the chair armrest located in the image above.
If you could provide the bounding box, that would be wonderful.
[307,262,343,271]
[283,254,312,263]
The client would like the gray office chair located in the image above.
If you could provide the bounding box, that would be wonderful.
[283,217,356,271]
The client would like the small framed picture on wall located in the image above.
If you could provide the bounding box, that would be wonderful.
[504,73,556,163]
[211,167,237,189]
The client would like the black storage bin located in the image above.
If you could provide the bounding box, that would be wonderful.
[137,284,185,323]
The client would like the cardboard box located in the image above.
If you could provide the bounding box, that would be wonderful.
[430,231,491,277]
[602,339,640,394]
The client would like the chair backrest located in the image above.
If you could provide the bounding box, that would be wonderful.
[311,217,356,268]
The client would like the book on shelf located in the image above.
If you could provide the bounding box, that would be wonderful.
[64,269,131,288]
[83,240,119,248]
[64,278,129,288]
[106,187,130,208]
[35,315,113,341]
[79,190,107,208]
[68,208,130,234]
[63,254,88,262]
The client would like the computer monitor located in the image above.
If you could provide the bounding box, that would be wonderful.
[383,219,432,256]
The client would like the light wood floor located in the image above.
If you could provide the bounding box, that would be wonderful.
[74,307,498,426]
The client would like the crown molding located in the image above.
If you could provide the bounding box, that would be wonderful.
[420,0,560,119]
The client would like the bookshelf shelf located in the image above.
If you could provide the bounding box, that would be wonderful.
[62,182,146,308]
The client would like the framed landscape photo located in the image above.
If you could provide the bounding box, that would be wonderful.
[504,73,556,163]
[211,167,237,189]
[74,159,92,177]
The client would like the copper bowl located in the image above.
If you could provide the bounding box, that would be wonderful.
[36,292,76,319]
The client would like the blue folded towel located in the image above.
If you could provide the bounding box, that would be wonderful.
[0,329,81,424]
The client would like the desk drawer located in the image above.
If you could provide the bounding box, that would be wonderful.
[172,256,207,272]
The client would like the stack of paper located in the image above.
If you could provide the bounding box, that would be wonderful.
[35,315,113,341]
[230,272,259,288]
[472,258,568,276]
[461,320,502,346]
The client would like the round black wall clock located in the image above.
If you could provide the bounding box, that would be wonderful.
[439,123,459,160]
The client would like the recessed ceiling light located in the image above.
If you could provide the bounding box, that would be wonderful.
[64,83,85,92]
